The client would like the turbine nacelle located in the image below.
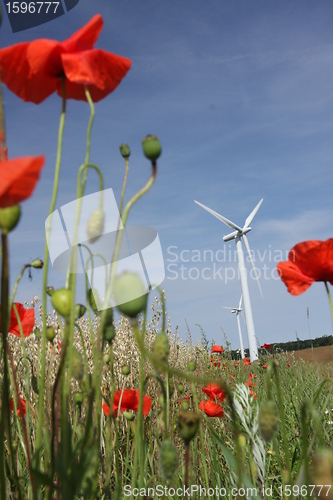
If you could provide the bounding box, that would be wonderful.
[223,227,252,242]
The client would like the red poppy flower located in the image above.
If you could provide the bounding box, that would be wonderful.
[243,358,251,365]
[202,384,226,403]
[245,380,253,388]
[0,15,131,104]
[249,390,257,399]
[277,239,333,296]
[0,156,45,208]
[211,345,224,354]
[103,389,152,417]
[234,361,239,367]
[262,343,272,349]
[179,395,190,406]
[263,364,267,369]
[199,400,224,418]
[0,303,35,338]
[10,397,26,418]
[286,363,290,369]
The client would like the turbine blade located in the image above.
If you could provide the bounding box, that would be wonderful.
[243,233,263,298]
[194,200,242,232]
[239,295,242,309]
[240,312,246,324]
[243,198,263,230]
[223,307,235,310]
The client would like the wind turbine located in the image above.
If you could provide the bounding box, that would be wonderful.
[194,198,263,362]
[224,296,245,359]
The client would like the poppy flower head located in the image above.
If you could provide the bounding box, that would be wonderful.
[263,363,267,369]
[277,239,333,296]
[104,389,152,418]
[211,345,224,354]
[210,356,221,367]
[243,358,251,366]
[199,400,224,418]
[0,303,35,338]
[202,383,226,403]
[262,343,272,349]
[0,14,131,104]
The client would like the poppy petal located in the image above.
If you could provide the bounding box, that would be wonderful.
[200,401,224,418]
[0,156,45,208]
[61,14,103,53]
[27,39,64,78]
[142,395,152,416]
[277,260,314,296]
[60,50,131,102]
[102,403,110,416]
[293,239,333,283]
[1,303,35,338]
[0,43,57,104]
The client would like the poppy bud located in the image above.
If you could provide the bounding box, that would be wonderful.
[123,411,135,421]
[238,433,247,448]
[113,272,148,318]
[160,439,178,481]
[178,410,200,446]
[178,384,184,394]
[46,326,56,343]
[30,259,43,269]
[187,360,196,372]
[46,286,55,297]
[258,400,279,442]
[74,304,86,319]
[51,288,72,318]
[153,332,170,363]
[0,205,21,234]
[86,208,105,244]
[87,288,101,315]
[72,349,84,381]
[119,143,131,158]
[141,135,162,163]
[181,399,190,411]
[311,448,333,500]
[122,365,130,376]
[103,353,110,364]
[74,392,84,406]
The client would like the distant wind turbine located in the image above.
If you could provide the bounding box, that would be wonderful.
[194,198,263,362]
[224,296,245,359]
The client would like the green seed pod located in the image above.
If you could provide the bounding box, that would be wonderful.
[178,384,184,394]
[187,360,196,372]
[34,328,41,339]
[103,353,110,364]
[74,392,84,406]
[46,286,54,297]
[86,208,105,244]
[119,143,131,158]
[153,332,170,363]
[113,272,148,318]
[51,288,72,318]
[72,349,84,381]
[238,433,247,448]
[141,135,162,163]
[258,400,279,442]
[30,259,43,269]
[74,304,86,319]
[181,399,190,411]
[46,326,56,343]
[0,205,21,234]
[122,365,130,376]
[178,410,200,446]
[87,288,101,315]
[159,394,164,408]
[123,411,135,421]
[311,448,333,500]
[160,439,178,481]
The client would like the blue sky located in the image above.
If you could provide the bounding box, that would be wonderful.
[1,0,333,349]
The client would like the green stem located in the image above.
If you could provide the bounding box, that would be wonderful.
[10,264,29,308]
[0,232,9,499]
[324,282,333,331]
[35,77,66,476]
[119,157,129,218]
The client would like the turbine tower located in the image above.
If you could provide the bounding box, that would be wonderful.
[224,296,245,359]
[195,199,263,362]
